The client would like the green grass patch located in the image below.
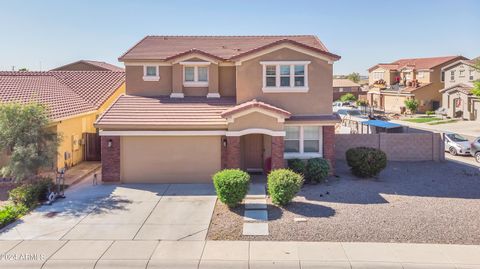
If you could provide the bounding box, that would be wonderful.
[427,119,457,125]
[402,117,441,123]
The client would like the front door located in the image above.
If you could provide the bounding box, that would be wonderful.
[244,134,263,172]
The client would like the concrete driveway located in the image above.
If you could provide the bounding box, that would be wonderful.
[0,180,217,241]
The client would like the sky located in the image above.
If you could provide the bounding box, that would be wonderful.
[1,0,479,75]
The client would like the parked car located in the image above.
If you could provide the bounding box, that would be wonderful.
[333,101,355,112]
[470,137,480,162]
[444,133,471,156]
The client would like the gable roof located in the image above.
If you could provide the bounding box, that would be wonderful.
[440,83,474,95]
[368,56,466,72]
[119,35,340,62]
[333,79,360,88]
[221,99,291,118]
[0,71,125,120]
[51,60,124,71]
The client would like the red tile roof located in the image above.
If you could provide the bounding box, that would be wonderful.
[0,71,125,120]
[51,60,124,71]
[119,35,340,61]
[221,99,291,118]
[95,95,236,128]
[368,56,467,72]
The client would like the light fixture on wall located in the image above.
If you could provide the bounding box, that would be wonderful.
[222,138,227,147]
[108,139,113,148]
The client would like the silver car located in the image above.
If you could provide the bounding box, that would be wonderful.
[444,133,471,156]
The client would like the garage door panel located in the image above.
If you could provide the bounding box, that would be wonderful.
[121,136,221,183]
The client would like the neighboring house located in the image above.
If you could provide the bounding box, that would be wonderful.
[366,56,467,113]
[439,58,480,120]
[51,60,124,71]
[0,70,125,169]
[333,78,361,101]
[95,35,341,183]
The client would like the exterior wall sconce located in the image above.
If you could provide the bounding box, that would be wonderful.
[222,138,227,147]
[108,139,113,148]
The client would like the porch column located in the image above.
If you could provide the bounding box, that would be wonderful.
[226,136,241,169]
[323,126,336,173]
[271,136,285,169]
[170,63,184,98]
[207,63,220,98]
[101,136,120,182]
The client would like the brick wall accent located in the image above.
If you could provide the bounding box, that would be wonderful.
[271,136,285,169]
[323,126,336,173]
[226,136,241,169]
[335,133,445,161]
[101,136,120,182]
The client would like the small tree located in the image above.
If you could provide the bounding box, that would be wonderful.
[339,93,357,102]
[0,103,59,182]
[347,72,361,83]
[18,68,28,71]
[404,99,419,114]
[472,81,480,97]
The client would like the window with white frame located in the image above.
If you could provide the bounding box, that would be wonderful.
[470,70,475,81]
[180,62,210,87]
[416,71,424,78]
[261,61,309,92]
[143,65,159,81]
[450,70,455,81]
[459,70,465,77]
[284,126,323,157]
[372,71,384,80]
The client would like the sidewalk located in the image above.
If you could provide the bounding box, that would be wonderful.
[0,240,479,269]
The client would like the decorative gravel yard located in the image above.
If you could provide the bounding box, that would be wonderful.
[207,160,480,244]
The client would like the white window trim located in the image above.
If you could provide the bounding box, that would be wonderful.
[372,71,385,80]
[182,63,209,87]
[459,69,465,77]
[416,71,424,78]
[284,125,323,159]
[260,61,310,93]
[143,65,160,81]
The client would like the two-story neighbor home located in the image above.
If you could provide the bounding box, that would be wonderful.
[439,57,479,121]
[51,60,124,72]
[95,35,341,183]
[366,56,467,113]
[0,67,125,170]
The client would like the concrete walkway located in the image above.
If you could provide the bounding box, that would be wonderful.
[0,240,479,268]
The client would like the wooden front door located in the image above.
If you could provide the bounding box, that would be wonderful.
[84,132,101,161]
[244,134,264,172]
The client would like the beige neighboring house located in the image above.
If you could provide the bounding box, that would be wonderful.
[332,79,362,101]
[95,35,341,183]
[51,60,124,71]
[367,56,467,113]
[439,57,480,121]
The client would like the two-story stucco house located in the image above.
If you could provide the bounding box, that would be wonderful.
[439,57,480,121]
[95,35,341,183]
[366,56,466,113]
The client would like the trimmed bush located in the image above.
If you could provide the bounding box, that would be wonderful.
[305,158,330,183]
[213,169,250,207]
[426,110,435,116]
[267,169,304,206]
[8,177,52,208]
[287,159,306,175]
[346,147,387,178]
[0,204,28,228]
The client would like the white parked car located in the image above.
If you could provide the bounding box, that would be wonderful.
[444,133,471,156]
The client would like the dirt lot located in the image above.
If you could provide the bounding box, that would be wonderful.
[207,160,480,244]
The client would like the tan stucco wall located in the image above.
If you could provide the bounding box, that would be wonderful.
[125,65,172,96]
[120,136,221,183]
[227,111,284,131]
[219,66,236,97]
[444,62,479,88]
[236,48,333,115]
[368,68,397,86]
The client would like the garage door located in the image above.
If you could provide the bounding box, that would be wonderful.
[121,136,221,183]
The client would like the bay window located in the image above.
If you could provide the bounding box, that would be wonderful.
[261,61,310,92]
[284,126,323,158]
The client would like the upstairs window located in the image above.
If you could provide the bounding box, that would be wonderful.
[372,71,384,80]
[416,71,424,78]
[470,70,475,81]
[441,71,445,82]
[180,62,210,87]
[143,65,159,81]
[450,70,455,81]
[261,61,310,92]
[459,70,465,77]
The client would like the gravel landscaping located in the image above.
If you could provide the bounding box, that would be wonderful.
[207,160,480,244]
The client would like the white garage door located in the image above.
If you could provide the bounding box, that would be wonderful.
[121,136,221,183]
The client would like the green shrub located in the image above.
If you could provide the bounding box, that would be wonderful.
[346,147,387,178]
[287,159,305,175]
[8,177,52,208]
[305,158,330,183]
[267,169,304,206]
[213,169,250,207]
[0,204,28,228]
[426,110,435,116]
